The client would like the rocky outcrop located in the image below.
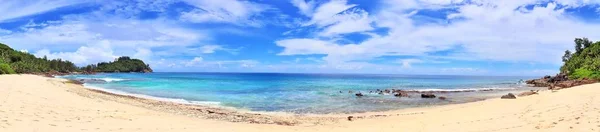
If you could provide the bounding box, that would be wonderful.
[501,93,516,99]
[527,73,597,90]
[421,93,436,98]
[551,79,597,90]
[526,77,551,87]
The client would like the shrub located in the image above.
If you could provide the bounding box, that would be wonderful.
[0,63,16,74]
[570,68,600,80]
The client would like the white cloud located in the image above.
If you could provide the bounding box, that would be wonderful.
[180,0,270,26]
[279,0,600,68]
[290,0,316,16]
[399,59,423,68]
[185,57,204,67]
[34,40,117,65]
[289,0,374,36]
[0,0,87,22]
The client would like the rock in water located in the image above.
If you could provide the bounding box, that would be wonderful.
[355,93,364,97]
[421,93,436,98]
[501,93,516,99]
[394,92,409,97]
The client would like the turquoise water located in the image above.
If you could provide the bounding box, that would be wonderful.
[60,73,535,114]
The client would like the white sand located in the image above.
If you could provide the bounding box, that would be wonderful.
[1,74,599,132]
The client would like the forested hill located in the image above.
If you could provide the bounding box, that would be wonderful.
[83,57,153,73]
[560,38,600,80]
[0,43,152,74]
[0,43,78,74]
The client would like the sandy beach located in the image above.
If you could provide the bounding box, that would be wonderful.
[1,74,599,132]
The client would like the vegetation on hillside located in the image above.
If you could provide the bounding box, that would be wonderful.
[82,56,153,73]
[0,43,152,75]
[0,43,78,74]
[560,38,600,80]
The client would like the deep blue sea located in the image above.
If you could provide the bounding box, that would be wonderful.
[59,73,537,114]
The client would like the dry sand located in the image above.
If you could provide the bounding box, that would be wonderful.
[1,74,599,132]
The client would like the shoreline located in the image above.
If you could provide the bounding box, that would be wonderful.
[59,74,539,115]
[67,76,539,115]
[2,74,600,131]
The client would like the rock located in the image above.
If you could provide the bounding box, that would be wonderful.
[421,93,436,98]
[553,79,597,89]
[394,92,409,97]
[347,116,354,121]
[501,93,516,99]
[438,96,447,100]
[526,78,551,87]
[384,89,391,93]
[517,90,539,97]
[355,93,364,97]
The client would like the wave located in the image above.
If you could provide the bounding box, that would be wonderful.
[99,78,128,82]
[401,87,517,92]
[82,84,221,106]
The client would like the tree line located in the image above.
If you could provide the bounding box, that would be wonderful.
[561,38,600,80]
[0,43,152,74]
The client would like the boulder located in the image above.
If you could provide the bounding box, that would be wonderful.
[421,93,436,98]
[394,92,408,97]
[501,93,516,99]
[517,90,539,97]
[355,93,364,97]
[526,78,551,87]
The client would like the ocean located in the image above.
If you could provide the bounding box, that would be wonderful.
[59,73,537,114]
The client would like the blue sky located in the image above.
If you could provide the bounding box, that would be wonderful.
[1,0,600,75]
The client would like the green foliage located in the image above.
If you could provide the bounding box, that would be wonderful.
[561,38,600,80]
[0,63,16,74]
[0,43,152,74]
[86,56,152,73]
[570,68,600,80]
[0,43,79,74]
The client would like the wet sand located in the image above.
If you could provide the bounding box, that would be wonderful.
[1,74,599,132]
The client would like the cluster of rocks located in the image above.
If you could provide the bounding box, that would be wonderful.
[345,89,447,100]
[526,73,597,90]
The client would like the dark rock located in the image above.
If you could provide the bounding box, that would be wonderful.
[501,93,516,99]
[347,116,354,121]
[526,78,551,87]
[384,89,391,93]
[421,93,436,98]
[355,93,364,97]
[394,92,409,97]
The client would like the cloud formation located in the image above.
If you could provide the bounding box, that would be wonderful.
[2,0,599,75]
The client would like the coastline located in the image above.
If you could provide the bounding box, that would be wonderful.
[58,73,538,114]
[2,74,600,131]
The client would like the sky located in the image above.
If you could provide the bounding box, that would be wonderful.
[1,0,600,76]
